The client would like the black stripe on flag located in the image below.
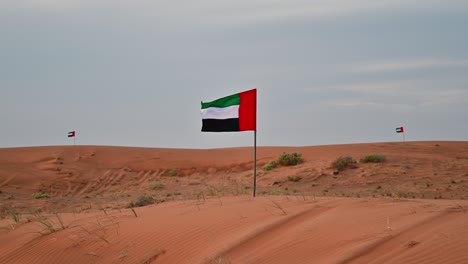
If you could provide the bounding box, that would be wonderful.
[202,118,240,132]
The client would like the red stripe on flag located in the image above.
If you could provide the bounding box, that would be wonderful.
[238,89,257,131]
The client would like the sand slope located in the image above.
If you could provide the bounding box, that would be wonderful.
[1,197,468,263]
[1,141,468,263]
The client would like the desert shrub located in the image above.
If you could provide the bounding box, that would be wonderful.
[263,161,278,171]
[360,154,386,163]
[277,152,303,166]
[332,156,357,171]
[148,182,165,191]
[287,176,302,182]
[3,206,20,223]
[162,169,178,177]
[127,194,158,208]
[32,193,50,199]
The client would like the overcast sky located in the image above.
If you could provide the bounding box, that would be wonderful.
[1,0,468,148]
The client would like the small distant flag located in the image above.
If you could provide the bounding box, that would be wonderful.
[67,131,76,138]
[396,127,404,133]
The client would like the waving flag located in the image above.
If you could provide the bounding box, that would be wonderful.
[201,89,256,132]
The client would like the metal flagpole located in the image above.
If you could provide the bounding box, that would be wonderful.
[253,130,257,197]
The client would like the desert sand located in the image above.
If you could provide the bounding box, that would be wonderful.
[1,141,468,263]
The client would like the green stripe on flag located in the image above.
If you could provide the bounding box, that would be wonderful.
[201,93,240,109]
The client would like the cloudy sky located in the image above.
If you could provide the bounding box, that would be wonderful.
[1,0,467,148]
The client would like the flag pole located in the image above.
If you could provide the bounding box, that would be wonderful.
[253,130,257,197]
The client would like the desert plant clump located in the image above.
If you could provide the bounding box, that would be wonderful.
[162,169,178,177]
[263,161,278,171]
[3,206,20,223]
[127,194,162,208]
[32,193,51,199]
[29,213,68,235]
[332,156,357,171]
[148,182,165,191]
[277,152,303,166]
[360,154,386,163]
[287,176,302,182]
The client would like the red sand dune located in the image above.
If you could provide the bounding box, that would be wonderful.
[1,141,468,263]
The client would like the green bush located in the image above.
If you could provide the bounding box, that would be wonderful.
[32,193,50,199]
[277,152,303,166]
[332,156,357,171]
[263,160,278,171]
[360,154,386,163]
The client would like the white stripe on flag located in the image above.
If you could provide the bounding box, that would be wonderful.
[201,105,239,120]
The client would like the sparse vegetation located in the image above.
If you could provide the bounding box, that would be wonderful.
[263,152,303,171]
[360,154,386,163]
[31,213,68,235]
[287,176,302,182]
[263,160,278,171]
[162,169,178,177]
[205,185,219,196]
[130,208,138,218]
[148,182,165,191]
[5,206,20,223]
[332,156,357,171]
[32,192,51,199]
[127,194,161,208]
[277,152,303,166]
[269,200,287,215]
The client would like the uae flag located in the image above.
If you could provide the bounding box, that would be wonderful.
[396,127,404,133]
[68,131,76,137]
[201,89,256,132]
